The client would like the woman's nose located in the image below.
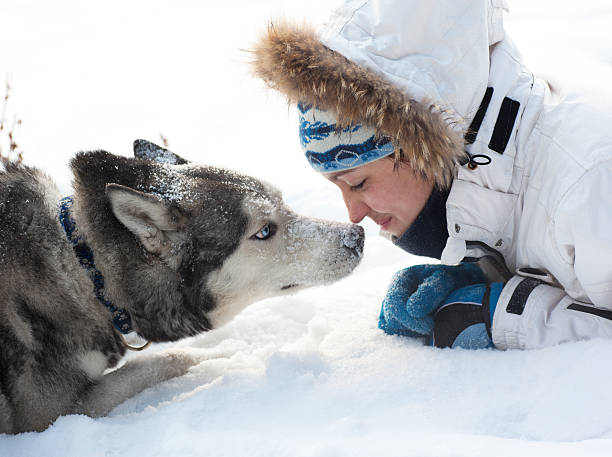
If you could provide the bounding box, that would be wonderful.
[343,193,369,224]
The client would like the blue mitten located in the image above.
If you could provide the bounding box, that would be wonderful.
[379,263,486,337]
[431,282,504,349]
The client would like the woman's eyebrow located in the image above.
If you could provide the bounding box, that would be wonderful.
[327,170,352,182]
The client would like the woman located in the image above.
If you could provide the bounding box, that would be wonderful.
[252,0,612,350]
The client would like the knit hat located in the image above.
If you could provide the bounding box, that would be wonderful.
[299,103,394,173]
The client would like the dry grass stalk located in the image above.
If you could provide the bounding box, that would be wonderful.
[0,78,24,166]
[159,132,169,149]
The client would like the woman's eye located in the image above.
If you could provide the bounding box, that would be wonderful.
[350,179,366,191]
[253,224,275,240]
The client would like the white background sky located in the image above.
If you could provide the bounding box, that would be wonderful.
[1,1,612,456]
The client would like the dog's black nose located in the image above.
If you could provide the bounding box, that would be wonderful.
[342,225,365,251]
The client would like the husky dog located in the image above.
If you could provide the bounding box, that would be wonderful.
[0,140,364,434]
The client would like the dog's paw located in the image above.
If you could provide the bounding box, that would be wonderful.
[157,349,203,380]
[127,349,202,384]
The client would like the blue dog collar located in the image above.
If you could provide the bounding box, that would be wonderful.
[59,196,133,334]
[298,103,394,173]
[59,196,149,350]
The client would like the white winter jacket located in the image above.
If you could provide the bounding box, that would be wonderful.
[319,0,612,349]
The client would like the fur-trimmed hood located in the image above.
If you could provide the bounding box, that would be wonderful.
[250,0,508,188]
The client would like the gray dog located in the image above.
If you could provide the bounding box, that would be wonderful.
[0,141,364,434]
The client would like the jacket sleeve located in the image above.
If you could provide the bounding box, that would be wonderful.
[491,275,612,349]
[492,164,612,350]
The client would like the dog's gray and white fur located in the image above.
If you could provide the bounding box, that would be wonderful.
[0,141,364,434]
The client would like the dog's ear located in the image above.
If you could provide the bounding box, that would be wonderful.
[133,139,189,165]
[106,183,185,258]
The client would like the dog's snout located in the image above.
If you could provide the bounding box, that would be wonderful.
[342,225,365,251]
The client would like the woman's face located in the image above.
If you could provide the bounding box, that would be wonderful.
[325,157,434,237]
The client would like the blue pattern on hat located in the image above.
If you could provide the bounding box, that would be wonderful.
[299,118,361,148]
[299,119,335,147]
[298,104,394,173]
[305,136,394,172]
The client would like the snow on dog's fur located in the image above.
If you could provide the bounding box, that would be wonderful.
[0,140,364,433]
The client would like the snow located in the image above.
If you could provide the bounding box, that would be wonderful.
[1,0,612,455]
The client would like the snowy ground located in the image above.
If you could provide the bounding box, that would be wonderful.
[2,0,612,456]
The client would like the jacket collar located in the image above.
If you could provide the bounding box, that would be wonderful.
[392,187,450,259]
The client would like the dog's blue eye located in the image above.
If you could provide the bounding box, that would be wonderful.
[254,224,275,240]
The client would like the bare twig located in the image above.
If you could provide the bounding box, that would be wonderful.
[0,77,24,165]
[159,132,169,149]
